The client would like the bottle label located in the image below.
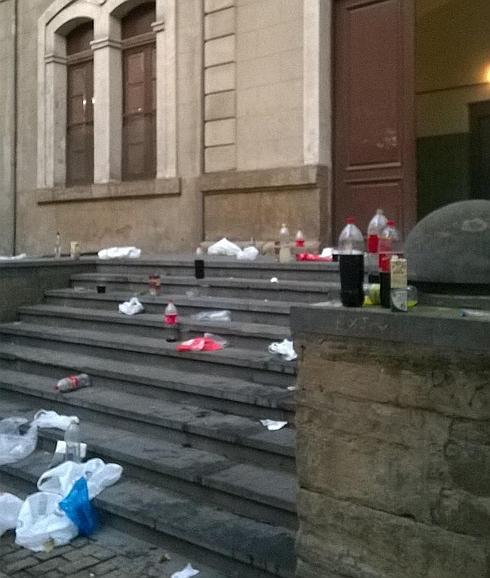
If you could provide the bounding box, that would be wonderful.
[295,240,305,248]
[164,314,177,326]
[367,235,378,253]
[66,375,80,391]
[379,253,391,272]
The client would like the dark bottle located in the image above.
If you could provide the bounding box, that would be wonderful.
[194,247,205,279]
[338,217,365,307]
[378,220,402,308]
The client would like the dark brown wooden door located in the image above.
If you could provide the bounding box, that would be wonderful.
[470,101,490,200]
[334,0,416,239]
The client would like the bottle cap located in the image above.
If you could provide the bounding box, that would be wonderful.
[346,217,355,224]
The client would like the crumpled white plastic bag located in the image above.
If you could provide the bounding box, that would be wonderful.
[15,492,78,552]
[236,246,259,261]
[0,493,23,536]
[260,419,288,431]
[191,310,231,322]
[118,297,144,316]
[37,458,123,500]
[207,238,241,256]
[32,410,79,432]
[97,246,141,260]
[0,253,27,261]
[268,339,297,361]
[171,564,200,578]
[0,418,38,466]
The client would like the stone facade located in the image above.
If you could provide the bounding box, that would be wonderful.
[0,0,332,256]
[292,306,490,578]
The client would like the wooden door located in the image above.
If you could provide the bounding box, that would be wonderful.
[334,0,416,239]
[470,101,490,200]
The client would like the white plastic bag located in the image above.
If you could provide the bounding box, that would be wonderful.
[268,339,297,361]
[260,419,288,431]
[97,246,141,260]
[0,418,38,465]
[32,410,79,431]
[37,458,123,500]
[191,310,231,322]
[236,246,259,261]
[118,297,144,316]
[15,492,78,552]
[0,493,23,536]
[207,238,241,256]
[171,564,200,578]
[0,253,27,261]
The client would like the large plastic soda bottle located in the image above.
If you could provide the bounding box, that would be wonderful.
[164,301,179,342]
[378,220,403,308]
[279,224,292,264]
[64,418,81,463]
[367,209,387,254]
[338,217,365,307]
[55,373,91,393]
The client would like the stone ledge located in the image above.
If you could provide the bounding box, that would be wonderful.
[200,164,329,193]
[37,177,181,205]
[291,304,490,353]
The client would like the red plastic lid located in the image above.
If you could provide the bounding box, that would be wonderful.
[346,217,355,224]
[386,220,396,227]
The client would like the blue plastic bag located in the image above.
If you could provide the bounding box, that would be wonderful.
[59,477,97,537]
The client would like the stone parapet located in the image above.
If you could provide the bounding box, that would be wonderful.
[292,304,490,578]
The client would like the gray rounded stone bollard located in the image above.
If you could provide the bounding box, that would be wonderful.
[405,200,490,285]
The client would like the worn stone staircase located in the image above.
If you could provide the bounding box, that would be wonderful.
[0,257,340,578]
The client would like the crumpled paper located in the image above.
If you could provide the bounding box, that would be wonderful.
[260,419,288,431]
[97,247,141,260]
[118,297,144,316]
[268,339,297,361]
[171,564,200,578]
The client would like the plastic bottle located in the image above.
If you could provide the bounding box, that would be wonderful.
[164,301,179,342]
[55,373,91,393]
[54,232,62,259]
[367,209,387,254]
[295,230,305,248]
[195,247,205,279]
[378,220,403,308]
[64,418,81,463]
[279,224,292,264]
[338,217,365,307]
[148,274,161,296]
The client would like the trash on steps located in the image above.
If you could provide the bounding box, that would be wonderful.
[148,274,161,296]
[177,333,228,352]
[279,224,292,264]
[59,477,97,537]
[0,493,23,537]
[97,246,141,260]
[260,419,288,431]
[33,410,80,430]
[50,441,87,469]
[270,277,279,283]
[164,301,180,343]
[191,310,231,322]
[320,247,335,259]
[207,238,241,256]
[268,339,297,361]
[96,284,106,294]
[0,253,27,261]
[171,563,200,578]
[0,417,38,465]
[236,246,259,261]
[64,418,81,463]
[118,296,144,316]
[55,373,92,393]
[296,253,332,262]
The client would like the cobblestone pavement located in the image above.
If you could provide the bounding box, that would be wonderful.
[0,527,196,578]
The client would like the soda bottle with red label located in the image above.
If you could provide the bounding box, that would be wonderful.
[367,209,387,254]
[164,301,179,342]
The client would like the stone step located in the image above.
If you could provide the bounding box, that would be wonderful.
[18,304,291,350]
[0,396,296,529]
[95,255,340,283]
[0,342,294,421]
[0,323,297,387]
[0,451,296,578]
[70,273,336,303]
[0,366,295,472]
[45,288,294,326]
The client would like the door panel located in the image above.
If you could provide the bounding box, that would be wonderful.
[334,0,416,238]
[470,101,490,200]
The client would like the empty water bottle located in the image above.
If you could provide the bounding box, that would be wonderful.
[54,232,62,259]
[279,224,292,264]
[164,301,179,342]
[55,373,91,393]
[64,418,81,463]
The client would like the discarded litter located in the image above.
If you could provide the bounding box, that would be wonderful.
[59,477,97,537]
[0,417,38,466]
[50,441,87,469]
[0,253,27,261]
[118,296,144,316]
[320,247,335,259]
[55,374,91,393]
[237,246,259,261]
[460,309,490,318]
[177,333,227,352]
[207,238,241,256]
[97,246,141,260]
[33,410,80,430]
[164,301,180,342]
[296,253,332,262]
[64,418,81,463]
[148,274,161,296]
[15,492,78,552]
[171,563,200,578]
[191,310,231,322]
[268,339,297,361]
[260,419,288,431]
[270,277,279,283]
[287,385,297,391]
[0,493,23,537]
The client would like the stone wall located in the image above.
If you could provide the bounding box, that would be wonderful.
[292,306,490,578]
